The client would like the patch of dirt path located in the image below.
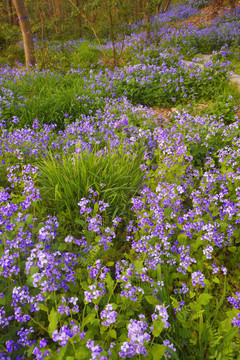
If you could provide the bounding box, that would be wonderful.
[175,1,240,28]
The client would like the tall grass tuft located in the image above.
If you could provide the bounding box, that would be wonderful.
[37,148,145,233]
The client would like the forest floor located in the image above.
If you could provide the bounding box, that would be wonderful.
[178,0,240,26]
[0,2,240,359]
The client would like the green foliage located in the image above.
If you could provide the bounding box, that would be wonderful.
[35,40,102,72]
[0,44,25,66]
[37,148,144,231]
[114,61,231,109]
[70,42,102,69]
[3,71,105,129]
[1,2,240,359]
[0,23,21,47]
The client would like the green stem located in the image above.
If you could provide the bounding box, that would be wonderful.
[81,304,87,331]
[30,316,48,333]
[149,335,156,350]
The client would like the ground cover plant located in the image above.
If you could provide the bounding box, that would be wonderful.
[0,1,240,359]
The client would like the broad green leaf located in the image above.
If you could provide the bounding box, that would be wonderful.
[37,304,48,312]
[109,329,117,339]
[219,318,232,333]
[82,313,96,326]
[106,273,114,292]
[107,262,114,266]
[198,293,212,306]
[26,214,33,225]
[57,346,67,360]
[145,295,159,306]
[150,344,166,360]
[189,291,196,298]
[157,264,162,282]
[94,202,99,213]
[134,259,143,273]
[75,346,89,360]
[152,318,165,337]
[164,207,172,219]
[58,243,67,251]
[227,246,237,253]
[48,308,59,336]
[26,266,39,287]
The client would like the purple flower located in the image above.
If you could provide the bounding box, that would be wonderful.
[119,317,150,358]
[100,304,117,326]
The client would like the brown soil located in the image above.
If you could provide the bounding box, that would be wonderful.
[175,1,240,28]
[153,107,173,120]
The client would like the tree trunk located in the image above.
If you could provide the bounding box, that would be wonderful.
[157,0,163,13]
[6,0,18,26]
[163,0,171,13]
[12,0,36,66]
[76,0,82,37]
[109,9,117,67]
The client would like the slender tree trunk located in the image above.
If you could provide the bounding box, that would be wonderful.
[12,0,36,66]
[76,0,82,37]
[51,0,59,34]
[157,0,163,13]
[6,0,18,25]
[109,9,117,67]
[163,0,171,12]
[67,0,106,57]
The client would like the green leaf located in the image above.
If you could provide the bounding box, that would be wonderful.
[26,266,39,287]
[164,207,172,219]
[75,219,86,227]
[107,262,114,267]
[134,259,143,273]
[105,273,114,292]
[0,295,5,305]
[4,231,14,240]
[75,346,89,360]
[48,308,59,336]
[38,304,48,312]
[94,202,99,213]
[150,344,166,360]
[152,318,165,337]
[109,329,117,339]
[26,214,33,225]
[227,246,237,253]
[145,295,159,306]
[82,313,96,326]
[157,264,162,282]
[57,346,67,360]
[189,291,196,298]
[219,318,232,333]
[198,293,212,306]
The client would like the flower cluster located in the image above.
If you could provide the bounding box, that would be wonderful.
[152,305,170,329]
[119,317,151,358]
[100,304,117,326]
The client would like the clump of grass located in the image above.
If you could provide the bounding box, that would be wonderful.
[70,41,102,69]
[189,83,240,124]
[37,147,145,233]
[4,71,104,129]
